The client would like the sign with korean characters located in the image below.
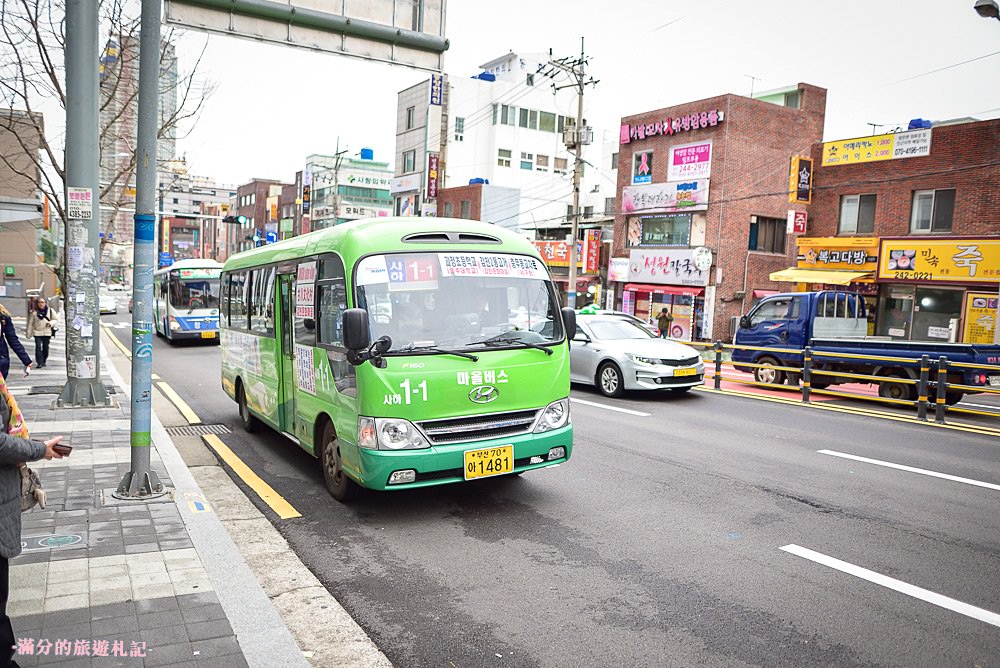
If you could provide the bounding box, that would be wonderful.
[878,238,1000,283]
[963,293,998,344]
[621,179,709,214]
[429,73,444,106]
[532,231,602,274]
[797,237,878,271]
[788,156,812,204]
[67,187,94,220]
[426,153,440,199]
[295,261,316,319]
[627,248,710,286]
[356,253,548,285]
[822,129,932,166]
[667,140,712,181]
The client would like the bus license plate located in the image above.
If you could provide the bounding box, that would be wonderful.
[674,368,697,377]
[201,331,216,339]
[464,445,514,480]
[989,376,1000,387]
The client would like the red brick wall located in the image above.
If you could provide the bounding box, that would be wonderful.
[437,183,483,220]
[613,83,827,340]
[808,119,1000,237]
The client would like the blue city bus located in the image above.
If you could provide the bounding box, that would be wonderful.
[153,259,224,343]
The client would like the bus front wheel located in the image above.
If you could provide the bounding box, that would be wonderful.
[237,382,259,433]
[320,422,360,502]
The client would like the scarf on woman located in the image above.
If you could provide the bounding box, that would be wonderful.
[36,305,49,320]
[0,372,29,438]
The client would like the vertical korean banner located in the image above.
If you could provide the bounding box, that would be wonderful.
[426,153,440,200]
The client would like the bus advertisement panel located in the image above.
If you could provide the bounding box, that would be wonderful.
[220,218,574,501]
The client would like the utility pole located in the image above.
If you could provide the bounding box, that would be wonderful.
[546,38,598,308]
[116,0,165,499]
[59,0,110,407]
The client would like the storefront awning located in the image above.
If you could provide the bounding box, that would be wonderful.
[769,268,873,285]
[623,283,704,296]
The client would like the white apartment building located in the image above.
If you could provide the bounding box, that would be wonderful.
[306,151,394,230]
[393,51,613,237]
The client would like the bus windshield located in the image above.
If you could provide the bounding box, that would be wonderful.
[355,251,563,352]
[170,277,220,310]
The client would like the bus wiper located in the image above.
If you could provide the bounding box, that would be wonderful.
[467,335,554,355]
[397,343,479,361]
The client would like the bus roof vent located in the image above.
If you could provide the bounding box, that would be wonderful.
[402,232,502,244]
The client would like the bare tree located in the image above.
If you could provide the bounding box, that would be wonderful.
[0,0,215,286]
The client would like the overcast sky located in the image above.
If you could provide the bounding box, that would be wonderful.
[173,0,1000,187]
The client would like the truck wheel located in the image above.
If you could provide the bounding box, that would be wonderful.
[320,422,360,502]
[877,372,916,403]
[753,357,785,385]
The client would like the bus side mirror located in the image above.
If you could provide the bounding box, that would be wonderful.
[343,308,371,353]
[561,307,577,340]
[739,316,750,329]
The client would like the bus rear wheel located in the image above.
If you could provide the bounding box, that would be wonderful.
[320,422,359,502]
[237,382,259,433]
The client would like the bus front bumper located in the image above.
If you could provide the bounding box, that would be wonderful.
[353,425,573,492]
[171,329,219,340]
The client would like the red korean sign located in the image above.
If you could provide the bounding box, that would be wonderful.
[532,230,602,274]
[426,153,440,199]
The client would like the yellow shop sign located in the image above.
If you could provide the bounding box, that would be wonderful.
[878,238,1000,283]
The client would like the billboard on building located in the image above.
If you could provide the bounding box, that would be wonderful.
[627,248,710,286]
[621,180,709,215]
[797,237,878,271]
[667,140,712,181]
[788,156,812,203]
[822,129,932,166]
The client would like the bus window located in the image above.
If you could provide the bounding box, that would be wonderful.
[250,267,275,335]
[317,256,347,347]
[230,271,249,330]
[220,275,230,327]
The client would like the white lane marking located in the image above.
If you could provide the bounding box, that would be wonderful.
[958,401,1000,412]
[570,397,651,417]
[818,449,1000,492]
[780,544,1000,628]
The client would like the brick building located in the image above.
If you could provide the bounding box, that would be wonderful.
[611,83,827,341]
[233,179,289,254]
[787,118,1000,343]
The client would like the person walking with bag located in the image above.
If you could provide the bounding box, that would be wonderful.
[25,298,53,369]
[0,306,32,381]
[0,372,63,667]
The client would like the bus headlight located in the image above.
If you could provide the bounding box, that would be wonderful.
[376,418,429,450]
[533,398,570,433]
[168,316,181,331]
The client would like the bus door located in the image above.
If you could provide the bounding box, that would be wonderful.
[277,272,298,435]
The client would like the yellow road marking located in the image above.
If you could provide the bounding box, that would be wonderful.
[693,386,1000,439]
[102,324,132,358]
[156,381,202,425]
[202,434,302,519]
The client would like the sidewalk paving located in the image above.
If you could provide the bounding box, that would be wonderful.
[5,326,306,668]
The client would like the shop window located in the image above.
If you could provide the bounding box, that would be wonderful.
[748,216,786,254]
[403,150,415,173]
[839,194,876,234]
[497,148,512,167]
[910,189,955,233]
[639,214,691,246]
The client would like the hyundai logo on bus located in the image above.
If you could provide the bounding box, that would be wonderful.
[469,385,499,404]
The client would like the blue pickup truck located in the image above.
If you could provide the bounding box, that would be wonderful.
[733,291,1000,405]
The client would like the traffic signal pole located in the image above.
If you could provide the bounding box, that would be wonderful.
[58,0,110,407]
[116,0,165,499]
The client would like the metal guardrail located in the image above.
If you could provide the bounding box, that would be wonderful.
[692,341,1000,427]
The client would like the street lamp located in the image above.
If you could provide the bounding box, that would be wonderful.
[974,0,1000,19]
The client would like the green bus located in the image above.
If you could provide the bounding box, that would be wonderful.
[219,217,576,501]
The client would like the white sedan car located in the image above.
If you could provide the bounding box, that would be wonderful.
[570,315,705,397]
[99,293,118,314]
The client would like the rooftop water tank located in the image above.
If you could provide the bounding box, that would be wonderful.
[360,148,374,160]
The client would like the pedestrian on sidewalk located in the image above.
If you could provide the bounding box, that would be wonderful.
[0,306,32,381]
[656,307,674,339]
[25,299,53,370]
[0,373,64,667]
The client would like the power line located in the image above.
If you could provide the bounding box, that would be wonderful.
[871,50,1000,89]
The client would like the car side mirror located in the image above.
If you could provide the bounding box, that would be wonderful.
[343,308,371,354]
[573,332,590,343]
[739,316,750,329]
[561,307,577,340]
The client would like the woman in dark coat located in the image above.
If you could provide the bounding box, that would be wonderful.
[0,306,32,381]
[1,372,63,667]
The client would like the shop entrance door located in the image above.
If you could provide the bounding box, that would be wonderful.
[877,286,914,340]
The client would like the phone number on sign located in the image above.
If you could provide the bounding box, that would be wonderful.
[891,271,934,281]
